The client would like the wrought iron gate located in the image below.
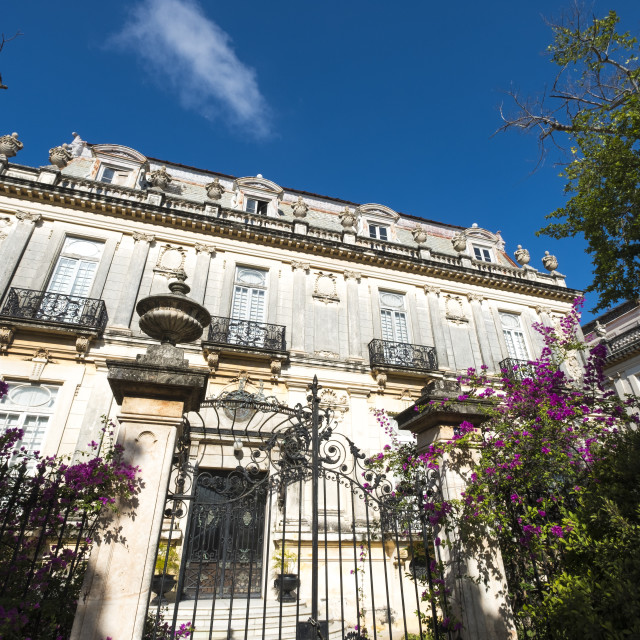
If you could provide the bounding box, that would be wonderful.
[148,377,447,640]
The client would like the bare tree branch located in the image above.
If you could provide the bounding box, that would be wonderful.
[0,30,23,90]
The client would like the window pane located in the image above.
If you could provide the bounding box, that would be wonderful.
[245,198,257,214]
[379,227,388,241]
[100,167,115,184]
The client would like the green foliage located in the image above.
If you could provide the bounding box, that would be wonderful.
[506,10,640,310]
[155,542,181,575]
[271,546,298,574]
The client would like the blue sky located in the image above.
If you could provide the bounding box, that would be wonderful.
[3,0,640,321]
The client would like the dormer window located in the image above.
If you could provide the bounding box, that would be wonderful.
[245,198,269,216]
[473,245,493,262]
[100,166,131,186]
[369,224,389,241]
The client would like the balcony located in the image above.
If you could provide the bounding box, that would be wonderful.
[368,339,438,373]
[0,288,108,332]
[605,325,640,364]
[499,357,536,381]
[202,316,288,379]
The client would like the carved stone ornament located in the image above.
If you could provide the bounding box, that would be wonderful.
[339,206,358,230]
[514,245,530,266]
[75,334,92,359]
[445,294,468,324]
[317,388,349,423]
[132,232,155,244]
[154,244,187,277]
[594,321,607,338]
[374,370,387,392]
[48,144,73,169]
[0,326,15,354]
[15,210,41,225]
[205,177,224,200]
[466,293,484,303]
[542,251,559,273]
[0,133,23,160]
[291,196,309,219]
[424,285,441,296]
[314,350,340,359]
[204,349,220,374]
[147,166,172,191]
[270,357,284,382]
[411,226,428,246]
[451,232,467,253]
[291,261,310,272]
[343,270,361,282]
[195,243,215,255]
[312,272,339,303]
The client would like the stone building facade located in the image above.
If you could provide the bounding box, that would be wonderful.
[0,132,581,639]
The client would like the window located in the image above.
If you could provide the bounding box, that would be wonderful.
[99,166,131,186]
[473,245,493,262]
[39,237,104,323]
[500,313,529,360]
[245,198,269,216]
[229,267,268,347]
[379,292,409,343]
[0,383,59,459]
[369,224,389,241]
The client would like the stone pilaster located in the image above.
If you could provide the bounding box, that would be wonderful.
[110,233,154,331]
[290,261,309,353]
[424,285,449,368]
[344,270,362,360]
[0,211,41,299]
[190,243,215,304]
[467,293,494,371]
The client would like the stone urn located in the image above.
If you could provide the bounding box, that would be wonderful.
[205,177,224,200]
[136,270,211,346]
[48,144,73,169]
[412,226,428,246]
[542,251,559,273]
[0,132,23,161]
[339,206,358,231]
[451,232,467,253]
[514,245,530,266]
[291,196,309,219]
[147,166,172,191]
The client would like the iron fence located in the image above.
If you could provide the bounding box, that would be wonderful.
[0,287,108,331]
[368,339,438,372]
[499,357,536,381]
[206,316,287,352]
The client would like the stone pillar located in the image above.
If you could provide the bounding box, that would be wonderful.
[0,211,41,299]
[110,232,154,331]
[395,380,517,640]
[290,261,309,353]
[424,285,449,368]
[70,347,208,640]
[344,270,362,360]
[467,293,495,371]
[190,243,215,304]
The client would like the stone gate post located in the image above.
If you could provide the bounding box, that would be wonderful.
[396,380,517,640]
[71,273,210,640]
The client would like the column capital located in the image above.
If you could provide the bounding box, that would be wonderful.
[424,284,441,296]
[343,270,361,282]
[291,260,310,272]
[132,232,155,244]
[194,243,216,255]
[466,292,484,303]
[15,210,41,224]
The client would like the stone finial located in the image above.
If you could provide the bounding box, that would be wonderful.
[205,177,224,200]
[514,244,530,266]
[339,206,358,230]
[48,144,73,169]
[0,132,23,161]
[542,250,559,273]
[594,321,607,338]
[451,231,467,253]
[147,165,172,191]
[291,196,309,219]
[412,225,428,246]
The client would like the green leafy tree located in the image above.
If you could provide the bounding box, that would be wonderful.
[500,9,640,311]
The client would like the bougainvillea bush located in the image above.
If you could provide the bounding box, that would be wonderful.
[367,299,640,638]
[0,386,141,640]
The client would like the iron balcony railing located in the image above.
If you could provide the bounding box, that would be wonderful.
[368,339,438,371]
[0,287,108,331]
[499,357,536,381]
[207,316,287,352]
[606,325,640,359]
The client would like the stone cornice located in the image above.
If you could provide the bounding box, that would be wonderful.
[0,171,581,303]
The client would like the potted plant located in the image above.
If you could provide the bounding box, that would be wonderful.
[151,542,181,605]
[272,545,299,602]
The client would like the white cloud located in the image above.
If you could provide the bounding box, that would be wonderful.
[114,0,271,138]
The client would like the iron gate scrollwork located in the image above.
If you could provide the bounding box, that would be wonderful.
[149,377,447,640]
